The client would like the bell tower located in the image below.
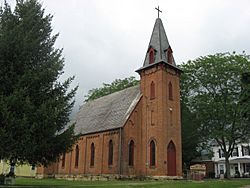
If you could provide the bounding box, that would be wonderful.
[136,13,182,176]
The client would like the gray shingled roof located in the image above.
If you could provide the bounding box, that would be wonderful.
[136,18,180,72]
[74,85,141,135]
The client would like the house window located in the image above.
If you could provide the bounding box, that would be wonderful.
[242,146,250,156]
[90,143,95,167]
[246,164,250,172]
[150,81,155,99]
[168,82,173,100]
[108,140,113,166]
[149,48,155,64]
[75,145,79,168]
[219,149,225,158]
[232,147,239,157]
[150,140,156,167]
[62,153,66,168]
[219,164,224,174]
[129,140,134,166]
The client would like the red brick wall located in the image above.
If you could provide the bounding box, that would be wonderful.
[135,63,182,176]
[56,130,120,176]
[37,162,58,177]
[122,99,143,176]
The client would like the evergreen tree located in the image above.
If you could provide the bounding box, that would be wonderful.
[0,0,78,168]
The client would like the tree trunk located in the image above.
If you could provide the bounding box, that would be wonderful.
[225,155,231,179]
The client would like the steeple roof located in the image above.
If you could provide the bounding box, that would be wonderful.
[136,18,179,72]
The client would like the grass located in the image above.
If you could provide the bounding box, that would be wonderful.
[1,177,250,188]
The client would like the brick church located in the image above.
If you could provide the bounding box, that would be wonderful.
[37,15,182,178]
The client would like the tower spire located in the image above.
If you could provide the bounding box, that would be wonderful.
[136,13,181,73]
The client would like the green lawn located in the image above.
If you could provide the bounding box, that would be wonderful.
[1,177,250,188]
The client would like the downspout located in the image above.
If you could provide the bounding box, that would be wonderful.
[119,127,122,176]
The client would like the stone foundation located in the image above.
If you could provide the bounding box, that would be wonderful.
[39,174,183,181]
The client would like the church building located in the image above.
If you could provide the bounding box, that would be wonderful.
[37,15,183,179]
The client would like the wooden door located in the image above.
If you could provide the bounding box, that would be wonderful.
[167,141,176,176]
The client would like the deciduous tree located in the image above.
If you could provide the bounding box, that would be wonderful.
[240,72,250,124]
[84,76,139,102]
[180,52,250,178]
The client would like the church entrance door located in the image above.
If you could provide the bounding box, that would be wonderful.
[167,141,176,176]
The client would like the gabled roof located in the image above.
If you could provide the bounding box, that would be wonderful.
[136,18,181,72]
[74,85,141,135]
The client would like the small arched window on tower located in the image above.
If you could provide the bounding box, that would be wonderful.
[167,47,173,64]
[149,48,155,64]
[168,82,173,100]
[108,140,113,166]
[150,140,156,167]
[128,140,134,166]
[75,145,79,168]
[150,81,155,100]
[90,143,95,167]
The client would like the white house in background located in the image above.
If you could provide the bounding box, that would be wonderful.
[212,143,250,178]
[0,160,36,177]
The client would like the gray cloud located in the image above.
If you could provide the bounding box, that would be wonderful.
[3,0,250,117]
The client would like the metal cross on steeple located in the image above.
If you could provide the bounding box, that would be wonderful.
[155,6,162,18]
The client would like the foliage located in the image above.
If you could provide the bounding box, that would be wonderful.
[0,0,78,166]
[180,52,250,178]
[84,76,139,102]
[181,102,201,169]
[240,72,250,124]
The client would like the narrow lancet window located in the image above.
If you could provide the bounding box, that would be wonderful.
[90,143,95,167]
[150,81,155,99]
[167,48,173,64]
[62,153,66,168]
[129,140,134,166]
[149,49,155,64]
[108,140,113,166]
[150,140,156,166]
[75,145,79,168]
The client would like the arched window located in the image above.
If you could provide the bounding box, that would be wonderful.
[168,82,173,100]
[167,48,173,64]
[75,145,79,168]
[128,140,134,166]
[150,81,155,99]
[108,140,113,166]
[149,49,155,64]
[62,153,66,168]
[90,143,95,167]
[150,140,156,166]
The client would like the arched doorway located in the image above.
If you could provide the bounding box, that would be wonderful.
[167,141,176,176]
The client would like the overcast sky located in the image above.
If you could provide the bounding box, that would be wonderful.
[4,0,250,116]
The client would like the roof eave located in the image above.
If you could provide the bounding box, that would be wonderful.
[136,61,183,74]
